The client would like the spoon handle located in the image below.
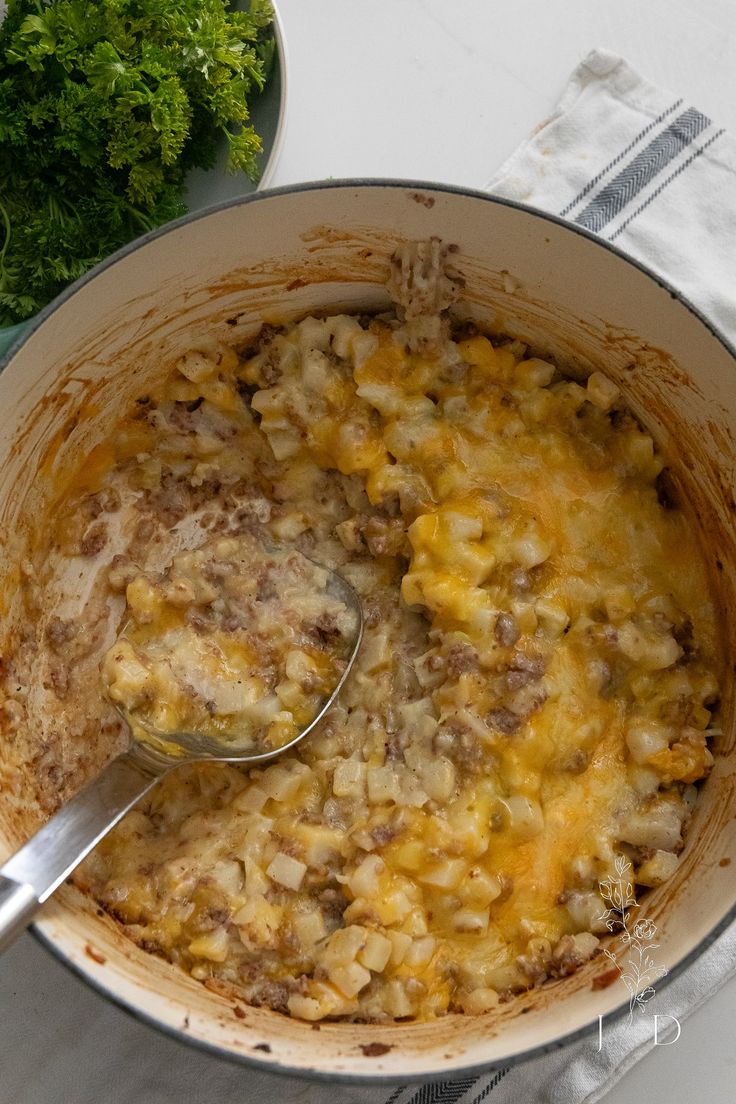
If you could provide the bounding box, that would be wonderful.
[0,749,160,953]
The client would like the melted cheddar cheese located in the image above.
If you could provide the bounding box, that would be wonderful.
[102,533,357,754]
[20,247,717,1023]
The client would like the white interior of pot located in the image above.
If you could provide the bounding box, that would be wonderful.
[0,184,734,1080]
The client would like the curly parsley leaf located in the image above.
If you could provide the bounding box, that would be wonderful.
[0,0,274,325]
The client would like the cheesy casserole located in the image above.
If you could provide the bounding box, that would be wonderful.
[1,244,719,1022]
[102,532,358,754]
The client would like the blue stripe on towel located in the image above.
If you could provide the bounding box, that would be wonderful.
[573,107,711,232]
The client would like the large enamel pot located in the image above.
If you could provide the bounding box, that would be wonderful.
[0,182,734,1082]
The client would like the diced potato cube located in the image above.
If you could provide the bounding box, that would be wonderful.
[457,335,497,370]
[624,430,657,473]
[296,822,346,865]
[199,378,238,412]
[263,426,302,461]
[333,758,367,799]
[355,381,403,416]
[382,978,413,1018]
[322,925,367,967]
[358,625,393,675]
[230,785,268,814]
[211,859,243,897]
[301,349,332,392]
[298,317,331,353]
[604,587,636,622]
[398,698,437,737]
[394,839,426,873]
[284,647,318,685]
[194,431,229,458]
[347,855,385,898]
[328,962,372,998]
[462,867,502,907]
[241,819,274,866]
[586,370,620,410]
[261,762,309,802]
[367,765,400,804]
[510,599,538,636]
[447,805,491,858]
[434,459,470,499]
[188,927,230,962]
[287,981,345,1021]
[556,380,587,410]
[101,639,152,709]
[565,891,608,931]
[293,910,328,947]
[376,888,413,925]
[626,721,671,765]
[404,936,435,967]
[233,895,282,947]
[636,849,679,886]
[394,766,429,808]
[621,802,683,852]
[459,987,500,1014]
[177,349,217,383]
[535,596,569,637]
[566,931,600,960]
[270,511,309,540]
[618,621,681,671]
[165,379,201,404]
[419,756,456,802]
[286,994,323,1021]
[341,896,372,924]
[250,388,285,417]
[452,908,490,933]
[453,540,496,586]
[419,858,467,890]
[402,907,428,937]
[275,678,304,712]
[350,332,379,369]
[358,930,392,972]
[629,764,661,797]
[266,852,307,891]
[498,795,544,839]
[441,511,484,542]
[331,314,363,359]
[516,358,555,389]
[387,930,412,966]
[511,531,552,569]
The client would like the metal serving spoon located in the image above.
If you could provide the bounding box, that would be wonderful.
[0,567,363,954]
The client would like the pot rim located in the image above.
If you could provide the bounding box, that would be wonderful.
[5,177,735,1084]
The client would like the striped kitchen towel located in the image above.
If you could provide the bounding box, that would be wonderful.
[487,47,736,344]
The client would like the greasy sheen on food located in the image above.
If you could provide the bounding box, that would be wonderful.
[4,245,719,1023]
[102,533,358,753]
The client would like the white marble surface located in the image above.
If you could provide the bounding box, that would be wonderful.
[4,1,736,1101]
[598,971,736,1104]
[271,0,736,191]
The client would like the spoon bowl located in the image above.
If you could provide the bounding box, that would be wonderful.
[0,560,363,953]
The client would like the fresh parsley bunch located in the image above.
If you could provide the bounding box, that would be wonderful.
[0,0,275,324]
